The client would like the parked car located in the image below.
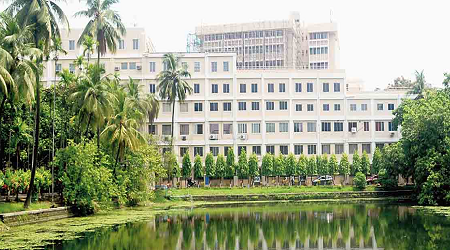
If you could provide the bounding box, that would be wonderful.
[366,175,378,184]
[312,175,333,186]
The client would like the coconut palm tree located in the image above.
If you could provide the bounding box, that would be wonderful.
[156,53,192,145]
[75,0,126,66]
[4,0,69,208]
[81,35,97,64]
[58,69,77,147]
[124,77,160,124]
[408,70,427,98]
[73,56,85,73]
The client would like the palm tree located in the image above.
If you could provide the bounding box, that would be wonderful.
[58,69,77,147]
[75,0,126,66]
[124,77,160,124]
[5,0,69,208]
[409,70,427,98]
[81,35,97,64]
[157,53,192,145]
[74,56,85,73]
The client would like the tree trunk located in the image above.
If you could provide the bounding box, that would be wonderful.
[84,114,93,139]
[0,95,7,167]
[171,100,175,150]
[25,75,41,209]
[16,144,20,169]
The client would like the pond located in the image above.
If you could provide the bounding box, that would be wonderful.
[47,203,450,250]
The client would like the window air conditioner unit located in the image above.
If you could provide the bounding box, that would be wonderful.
[137,65,142,70]
[114,67,120,71]
[351,127,357,133]
[181,135,187,141]
[209,134,218,140]
[239,134,247,140]
[390,132,395,137]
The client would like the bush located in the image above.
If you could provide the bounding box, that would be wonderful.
[378,169,398,190]
[353,172,366,190]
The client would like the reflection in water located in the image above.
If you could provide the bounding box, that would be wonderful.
[50,204,450,250]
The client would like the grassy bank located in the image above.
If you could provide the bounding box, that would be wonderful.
[0,202,52,214]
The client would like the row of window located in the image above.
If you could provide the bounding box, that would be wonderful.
[309,47,329,55]
[204,30,284,41]
[68,39,139,51]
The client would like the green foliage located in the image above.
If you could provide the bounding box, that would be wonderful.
[225,148,235,178]
[237,150,249,179]
[378,169,398,190]
[351,152,361,176]
[181,153,192,179]
[273,154,286,177]
[339,153,350,175]
[318,154,328,175]
[193,155,204,179]
[306,156,317,176]
[361,151,370,175]
[378,143,404,190]
[215,154,226,179]
[261,154,273,177]
[205,153,215,177]
[353,172,367,190]
[297,155,307,176]
[329,154,338,175]
[163,151,179,179]
[285,153,296,177]
[248,154,259,178]
[371,148,382,175]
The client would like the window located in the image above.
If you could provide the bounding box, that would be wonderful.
[194,84,200,93]
[163,61,168,71]
[376,143,385,150]
[223,102,232,111]
[238,101,246,111]
[362,144,371,154]
[149,62,156,72]
[335,144,344,154]
[252,146,261,155]
[224,147,231,157]
[294,122,303,132]
[223,83,230,93]
[334,104,341,111]
[307,122,316,132]
[194,102,203,112]
[279,101,288,110]
[350,104,357,111]
[322,122,331,132]
[251,102,260,110]
[388,103,395,110]
[210,124,219,134]
[307,82,314,92]
[223,61,229,71]
[223,124,232,134]
[240,83,246,93]
[251,83,258,93]
[332,122,343,132]
[294,145,303,155]
[148,124,157,135]
[307,104,314,112]
[280,145,288,155]
[195,124,203,134]
[388,121,395,131]
[210,102,218,111]
[212,84,218,93]
[349,144,358,154]
[194,147,203,157]
[121,62,128,70]
[69,64,75,74]
[132,39,139,50]
[279,122,289,132]
[334,82,340,92]
[162,125,171,135]
[361,104,368,111]
[323,104,329,111]
[279,83,286,92]
[364,122,370,131]
[162,103,171,112]
[238,123,247,134]
[180,103,188,113]
[194,62,201,72]
[375,122,385,131]
[295,83,302,92]
[266,145,275,154]
[252,123,260,133]
[296,104,302,111]
[211,62,217,72]
[210,147,219,156]
[180,124,189,135]
[377,103,384,111]
[181,62,188,69]
[180,147,189,157]
[308,145,317,154]
[129,62,136,70]
[322,144,331,154]
[348,122,357,132]
[69,40,75,50]
[266,123,275,133]
[268,83,274,92]
[266,101,275,110]
[323,82,329,92]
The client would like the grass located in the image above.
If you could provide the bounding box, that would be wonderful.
[0,201,52,214]
[169,185,377,196]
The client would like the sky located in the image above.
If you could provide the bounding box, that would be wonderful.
[1,0,449,90]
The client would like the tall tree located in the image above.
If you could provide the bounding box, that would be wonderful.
[339,153,350,176]
[81,35,96,64]
[193,154,203,180]
[371,148,382,175]
[205,152,215,178]
[297,155,307,177]
[361,151,370,175]
[215,154,226,186]
[351,152,361,176]
[261,153,273,180]
[237,149,248,186]
[329,154,338,180]
[285,153,296,183]
[181,153,192,187]
[248,153,259,186]
[4,0,68,208]
[157,53,192,146]
[225,147,235,178]
[408,70,427,98]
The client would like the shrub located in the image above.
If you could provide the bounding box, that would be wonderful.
[378,169,398,190]
[182,153,192,181]
[353,172,366,190]
[193,155,204,179]
[205,153,215,178]
[261,154,273,177]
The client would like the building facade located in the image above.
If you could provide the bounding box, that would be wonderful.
[194,12,340,70]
